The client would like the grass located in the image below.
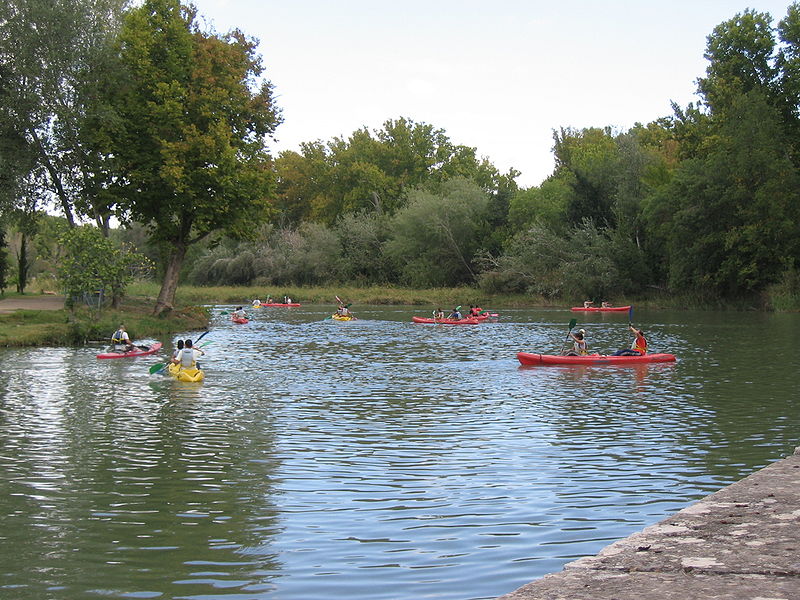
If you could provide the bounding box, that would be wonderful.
[126,281,550,308]
[0,297,209,347]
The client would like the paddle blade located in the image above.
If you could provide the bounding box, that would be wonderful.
[568,318,577,330]
[628,307,634,324]
[149,362,165,374]
[196,330,210,342]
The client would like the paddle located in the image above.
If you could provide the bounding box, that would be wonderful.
[560,318,578,354]
[628,306,634,326]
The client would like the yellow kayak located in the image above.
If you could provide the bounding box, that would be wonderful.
[168,362,205,382]
[331,314,356,321]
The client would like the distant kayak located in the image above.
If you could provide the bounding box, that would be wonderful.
[517,352,676,366]
[412,316,480,325]
[231,316,249,324]
[331,314,356,321]
[97,342,163,359]
[260,302,300,307]
[570,305,631,312]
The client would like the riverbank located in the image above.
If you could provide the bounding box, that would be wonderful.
[499,448,800,599]
[0,295,208,347]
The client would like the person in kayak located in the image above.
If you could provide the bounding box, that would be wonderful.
[171,339,184,361]
[448,307,462,320]
[613,325,647,356]
[265,295,273,304]
[434,308,445,320]
[231,306,247,320]
[601,301,612,308]
[252,298,261,307]
[111,324,135,352]
[172,339,205,369]
[336,302,352,317]
[468,306,481,317]
[565,329,588,356]
[583,300,594,308]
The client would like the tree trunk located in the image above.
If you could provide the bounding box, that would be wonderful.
[153,243,187,316]
[28,127,76,228]
[16,232,28,294]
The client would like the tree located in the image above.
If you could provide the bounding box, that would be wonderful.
[0,0,128,229]
[96,0,281,314]
[0,227,9,295]
[273,117,507,226]
[57,225,149,308]
[552,127,620,228]
[384,178,489,287]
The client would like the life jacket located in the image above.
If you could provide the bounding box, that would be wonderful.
[632,333,647,354]
[177,348,196,368]
[112,329,126,344]
[574,339,588,355]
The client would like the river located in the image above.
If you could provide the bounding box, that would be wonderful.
[1,305,798,599]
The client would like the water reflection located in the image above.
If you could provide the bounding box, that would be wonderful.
[1,306,799,599]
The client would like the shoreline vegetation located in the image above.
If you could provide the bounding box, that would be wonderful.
[1,280,795,348]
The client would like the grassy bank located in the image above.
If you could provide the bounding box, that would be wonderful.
[127,282,549,308]
[0,297,209,347]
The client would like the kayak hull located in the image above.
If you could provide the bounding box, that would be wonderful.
[168,362,205,382]
[517,352,676,366]
[260,302,300,307]
[412,316,480,325]
[331,314,356,321]
[97,342,163,359]
[231,317,249,324]
[570,305,631,312]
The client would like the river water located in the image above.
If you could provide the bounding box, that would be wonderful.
[1,305,798,599]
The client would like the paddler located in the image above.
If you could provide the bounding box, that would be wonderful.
[172,338,205,369]
[613,325,647,356]
[565,329,588,356]
[447,307,462,320]
[111,324,135,352]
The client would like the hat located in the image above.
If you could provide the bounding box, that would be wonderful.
[579,329,586,334]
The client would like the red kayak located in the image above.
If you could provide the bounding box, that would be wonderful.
[232,316,249,324]
[517,352,676,366]
[260,302,300,307]
[97,342,163,359]
[412,316,480,325]
[570,305,631,312]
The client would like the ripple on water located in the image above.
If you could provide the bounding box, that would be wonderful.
[1,306,799,599]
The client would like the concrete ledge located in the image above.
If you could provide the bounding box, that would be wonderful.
[499,447,800,599]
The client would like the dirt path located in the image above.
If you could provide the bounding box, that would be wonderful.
[0,295,66,314]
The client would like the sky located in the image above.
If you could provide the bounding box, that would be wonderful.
[189,0,796,188]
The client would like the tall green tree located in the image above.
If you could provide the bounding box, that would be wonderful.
[96,0,281,314]
[384,178,489,287]
[274,117,506,226]
[0,0,128,229]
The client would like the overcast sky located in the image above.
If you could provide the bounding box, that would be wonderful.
[189,0,796,187]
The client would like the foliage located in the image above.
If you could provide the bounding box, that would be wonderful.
[0,0,128,228]
[93,0,281,314]
[57,225,151,308]
[334,211,394,284]
[478,220,629,300]
[384,178,490,287]
[274,117,507,225]
[0,227,8,294]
